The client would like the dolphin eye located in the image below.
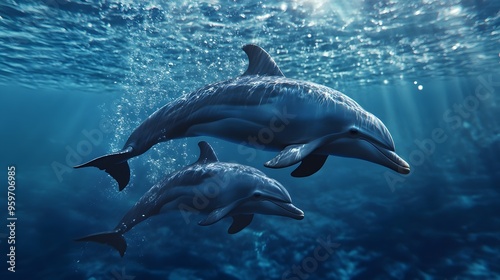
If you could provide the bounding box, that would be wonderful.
[349,128,359,136]
[253,192,262,198]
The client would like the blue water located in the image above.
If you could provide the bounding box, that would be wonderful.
[1,0,499,279]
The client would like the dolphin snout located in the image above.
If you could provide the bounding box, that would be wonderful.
[396,156,410,174]
[272,201,305,220]
[375,145,410,174]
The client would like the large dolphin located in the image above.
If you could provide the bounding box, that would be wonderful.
[76,141,304,257]
[75,44,410,190]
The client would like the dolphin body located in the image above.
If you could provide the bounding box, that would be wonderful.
[76,141,304,257]
[75,44,410,190]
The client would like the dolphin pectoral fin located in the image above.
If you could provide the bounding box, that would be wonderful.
[198,201,239,226]
[264,143,318,168]
[75,231,127,257]
[291,154,328,177]
[228,214,254,234]
[241,44,285,77]
[265,133,343,169]
[74,149,132,191]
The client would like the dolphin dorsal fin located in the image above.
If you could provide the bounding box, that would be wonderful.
[195,141,219,164]
[241,44,285,77]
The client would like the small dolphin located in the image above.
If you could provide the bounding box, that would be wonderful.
[75,44,410,190]
[76,141,304,257]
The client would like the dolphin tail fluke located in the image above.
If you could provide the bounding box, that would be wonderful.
[76,231,127,257]
[74,149,132,191]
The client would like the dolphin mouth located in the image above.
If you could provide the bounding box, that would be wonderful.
[270,201,305,220]
[369,141,410,174]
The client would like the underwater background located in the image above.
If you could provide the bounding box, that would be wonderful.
[0,0,499,279]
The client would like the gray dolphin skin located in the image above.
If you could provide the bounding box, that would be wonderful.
[75,44,410,190]
[76,141,304,257]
